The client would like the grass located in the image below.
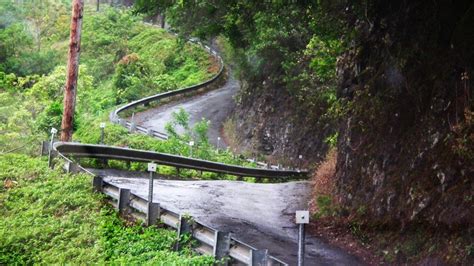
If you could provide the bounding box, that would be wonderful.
[0,153,214,264]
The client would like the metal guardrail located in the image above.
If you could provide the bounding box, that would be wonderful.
[93,176,288,266]
[48,145,288,265]
[109,29,225,138]
[53,142,307,179]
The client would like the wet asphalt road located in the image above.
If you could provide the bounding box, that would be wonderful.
[133,74,238,148]
[89,169,362,265]
[112,66,362,264]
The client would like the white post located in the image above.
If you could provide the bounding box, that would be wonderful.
[217,137,221,153]
[48,128,58,168]
[299,154,303,170]
[99,122,106,144]
[296,210,309,266]
[189,141,194,157]
[147,162,157,204]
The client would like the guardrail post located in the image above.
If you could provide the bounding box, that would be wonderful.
[147,202,160,226]
[64,161,80,174]
[147,128,154,136]
[118,188,130,214]
[119,119,127,127]
[40,140,50,156]
[92,176,103,192]
[214,231,231,264]
[130,112,136,132]
[175,214,192,251]
[251,249,269,266]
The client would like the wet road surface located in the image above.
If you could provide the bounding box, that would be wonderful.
[133,74,238,148]
[90,169,362,265]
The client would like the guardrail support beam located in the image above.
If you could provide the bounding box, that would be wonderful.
[146,202,160,226]
[64,161,80,174]
[92,176,103,192]
[251,249,269,266]
[118,188,131,214]
[214,231,231,264]
[175,215,192,251]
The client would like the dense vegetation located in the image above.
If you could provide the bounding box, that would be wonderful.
[0,154,214,265]
[0,2,228,264]
[0,1,215,154]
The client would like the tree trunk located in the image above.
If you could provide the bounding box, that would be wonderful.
[60,0,84,142]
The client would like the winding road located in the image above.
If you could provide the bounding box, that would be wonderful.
[54,34,362,265]
[133,72,238,147]
[111,69,361,264]
[88,168,360,265]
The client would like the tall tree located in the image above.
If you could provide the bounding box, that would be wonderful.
[60,0,84,141]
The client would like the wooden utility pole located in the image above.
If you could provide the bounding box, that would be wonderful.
[60,0,84,142]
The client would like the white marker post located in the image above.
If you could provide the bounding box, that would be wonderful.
[299,154,303,171]
[99,122,106,144]
[216,137,221,153]
[48,128,58,168]
[147,162,157,204]
[296,210,309,266]
[189,141,194,157]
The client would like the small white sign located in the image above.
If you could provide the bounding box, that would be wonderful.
[299,155,303,159]
[100,122,106,128]
[51,128,58,134]
[189,141,195,146]
[148,162,157,172]
[295,210,309,224]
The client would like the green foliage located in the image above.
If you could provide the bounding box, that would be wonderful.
[348,221,370,244]
[74,110,257,180]
[0,1,66,76]
[0,154,214,264]
[81,8,145,81]
[134,1,346,147]
[0,4,237,265]
[314,195,337,219]
[35,101,64,134]
[305,35,342,82]
[113,53,153,104]
[0,154,103,264]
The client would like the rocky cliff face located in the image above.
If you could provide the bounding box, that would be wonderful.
[233,1,473,229]
[233,78,333,167]
[336,1,473,228]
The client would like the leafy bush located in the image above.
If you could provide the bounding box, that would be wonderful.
[113,53,153,104]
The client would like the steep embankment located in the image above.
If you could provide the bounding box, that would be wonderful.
[227,1,473,230]
[336,0,473,229]
[226,1,473,263]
